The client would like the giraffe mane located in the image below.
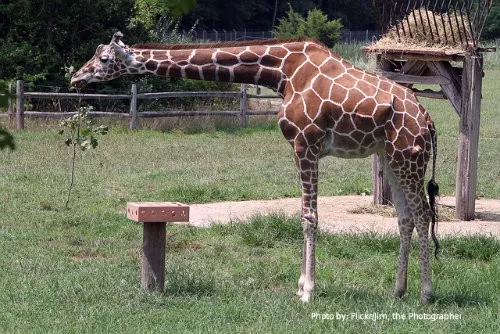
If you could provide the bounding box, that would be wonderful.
[130,37,327,50]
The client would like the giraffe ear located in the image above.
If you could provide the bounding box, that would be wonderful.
[113,43,128,61]
[112,41,137,66]
[111,31,126,47]
[110,31,128,61]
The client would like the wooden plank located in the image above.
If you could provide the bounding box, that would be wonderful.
[240,84,248,127]
[137,91,240,100]
[400,60,427,76]
[428,61,463,116]
[138,110,241,117]
[8,83,14,117]
[375,71,451,85]
[24,92,130,99]
[372,154,392,205]
[247,94,282,99]
[23,111,130,118]
[412,88,447,99]
[371,58,393,205]
[16,80,24,130]
[141,222,166,292]
[246,110,279,116]
[455,54,483,221]
[362,47,466,62]
[127,202,189,223]
[129,84,138,130]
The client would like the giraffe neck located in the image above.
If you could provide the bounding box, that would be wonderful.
[121,40,334,95]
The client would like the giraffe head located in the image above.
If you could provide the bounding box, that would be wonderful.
[71,32,133,88]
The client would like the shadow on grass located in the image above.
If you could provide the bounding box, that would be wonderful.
[431,291,492,308]
[440,235,500,261]
[315,283,492,308]
[314,282,389,305]
[165,265,216,297]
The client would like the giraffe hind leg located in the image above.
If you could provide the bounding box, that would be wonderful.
[382,154,432,303]
[380,155,413,299]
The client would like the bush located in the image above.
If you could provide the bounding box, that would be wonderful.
[274,7,343,47]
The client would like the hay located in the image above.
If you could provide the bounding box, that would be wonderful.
[368,8,473,52]
[348,204,396,217]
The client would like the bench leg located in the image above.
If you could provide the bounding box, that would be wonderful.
[141,222,166,291]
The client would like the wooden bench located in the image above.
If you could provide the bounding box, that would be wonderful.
[126,202,189,292]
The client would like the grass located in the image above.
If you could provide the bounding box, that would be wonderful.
[0,48,499,333]
[1,212,499,333]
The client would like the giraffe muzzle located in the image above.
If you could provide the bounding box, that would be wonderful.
[70,72,92,89]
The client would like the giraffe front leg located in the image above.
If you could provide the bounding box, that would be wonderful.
[297,238,307,298]
[294,143,319,303]
[300,210,318,303]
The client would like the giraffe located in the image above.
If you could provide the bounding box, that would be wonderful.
[71,32,439,303]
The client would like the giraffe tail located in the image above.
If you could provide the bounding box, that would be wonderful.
[426,120,440,259]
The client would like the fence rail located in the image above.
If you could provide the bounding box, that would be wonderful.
[1,80,282,130]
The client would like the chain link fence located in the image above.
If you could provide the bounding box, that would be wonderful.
[181,29,381,43]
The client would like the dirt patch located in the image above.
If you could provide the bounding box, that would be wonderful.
[183,196,500,238]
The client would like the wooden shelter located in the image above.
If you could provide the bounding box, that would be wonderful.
[364,0,494,220]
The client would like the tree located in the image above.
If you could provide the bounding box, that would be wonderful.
[130,0,197,30]
[0,0,141,87]
[483,1,500,39]
[274,7,343,47]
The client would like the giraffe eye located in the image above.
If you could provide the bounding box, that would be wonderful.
[100,56,109,63]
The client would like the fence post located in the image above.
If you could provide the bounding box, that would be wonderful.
[239,84,248,128]
[372,154,392,205]
[129,84,138,130]
[16,80,24,131]
[8,83,14,119]
[455,54,483,220]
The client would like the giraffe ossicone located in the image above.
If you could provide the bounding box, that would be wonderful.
[72,32,439,303]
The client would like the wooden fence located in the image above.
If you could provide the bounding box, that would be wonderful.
[1,80,282,130]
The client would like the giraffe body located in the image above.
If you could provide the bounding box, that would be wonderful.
[72,33,439,303]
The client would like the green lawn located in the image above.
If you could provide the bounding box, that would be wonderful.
[0,70,499,333]
[0,213,499,333]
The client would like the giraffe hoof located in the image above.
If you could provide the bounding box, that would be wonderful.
[394,289,406,299]
[296,289,304,297]
[300,294,311,303]
[421,293,431,304]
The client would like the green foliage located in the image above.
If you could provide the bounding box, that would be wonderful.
[274,7,343,47]
[130,0,197,29]
[0,81,14,108]
[274,6,304,39]
[0,0,143,87]
[58,106,108,208]
[58,107,109,151]
[0,129,15,151]
[483,2,500,39]
[0,81,15,151]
